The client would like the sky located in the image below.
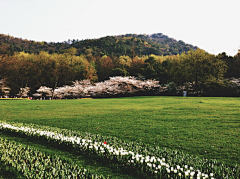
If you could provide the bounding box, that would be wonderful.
[1,0,240,56]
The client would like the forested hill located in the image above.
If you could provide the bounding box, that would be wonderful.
[0,33,197,57]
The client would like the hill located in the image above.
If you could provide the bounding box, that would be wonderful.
[0,33,197,56]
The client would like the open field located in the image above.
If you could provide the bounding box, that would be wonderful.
[0,96,240,178]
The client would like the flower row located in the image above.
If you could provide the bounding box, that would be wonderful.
[1,121,239,178]
[0,137,107,179]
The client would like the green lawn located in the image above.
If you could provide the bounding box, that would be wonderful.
[0,96,240,177]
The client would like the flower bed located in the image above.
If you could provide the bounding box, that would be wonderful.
[0,121,239,178]
[0,137,106,178]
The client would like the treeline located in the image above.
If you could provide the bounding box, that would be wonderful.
[0,33,197,57]
[0,43,240,97]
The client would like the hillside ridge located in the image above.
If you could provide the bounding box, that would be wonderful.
[0,33,198,56]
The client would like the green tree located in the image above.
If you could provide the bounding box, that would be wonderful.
[233,50,240,77]
[168,55,185,87]
[64,47,77,56]
[141,56,157,79]
[110,68,129,77]
[216,52,234,78]
[181,49,227,96]
[71,55,87,81]
[116,55,132,69]
[96,55,114,81]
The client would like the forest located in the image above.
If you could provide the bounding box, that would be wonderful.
[0,33,240,97]
[0,33,197,56]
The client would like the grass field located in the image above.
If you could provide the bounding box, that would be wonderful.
[0,96,240,178]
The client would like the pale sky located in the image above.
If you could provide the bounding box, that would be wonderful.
[1,0,239,56]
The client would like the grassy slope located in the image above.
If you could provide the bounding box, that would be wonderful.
[0,96,239,168]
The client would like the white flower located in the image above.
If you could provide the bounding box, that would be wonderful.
[190,171,195,176]
[0,122,219,179]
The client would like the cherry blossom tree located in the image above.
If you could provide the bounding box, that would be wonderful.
[33,86,52,99]
[18,87,30,98]
[34,77,161,98]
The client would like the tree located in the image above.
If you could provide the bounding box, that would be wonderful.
[96,55,114,81]
[0,78,9,96]
[110,68,129,77]
[34,51,60,96]
[129,56,145,77]
[140,56,155,79]
[216,52,234,78]
[0,52,36,96]
[71,55,87,81]
[50,77,161,98]
[168,55,185,87]
[116,55,132,69]
[83,60,98,82]
[181,49,227,96]
[233,50,240,78]
[0,43,14,56]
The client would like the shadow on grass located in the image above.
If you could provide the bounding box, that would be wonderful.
[0,161,25,179]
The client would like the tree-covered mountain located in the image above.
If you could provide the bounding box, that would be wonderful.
[0,33,197,57]
[1,33,240,97]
